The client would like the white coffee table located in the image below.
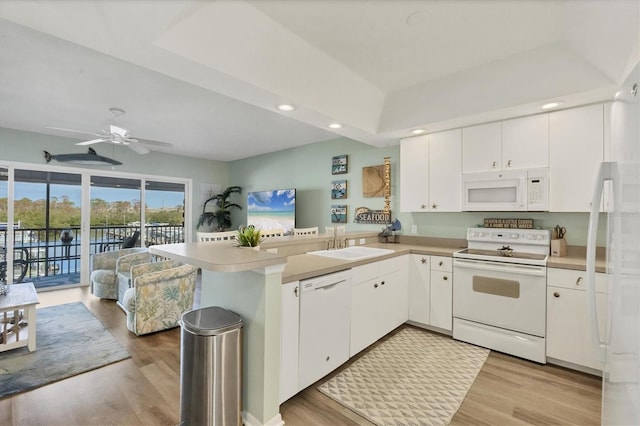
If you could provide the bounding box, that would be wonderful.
[0,282,39,352]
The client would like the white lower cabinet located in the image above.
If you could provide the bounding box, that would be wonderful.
[546,268,609,371]
[350,256,408,357]
[430,256,453,331]
[408,254,430,323]
[279,281,299,404]
[407,254,453,332]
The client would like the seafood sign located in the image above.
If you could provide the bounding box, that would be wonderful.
[353,207,391,224]
[44,148,122,166]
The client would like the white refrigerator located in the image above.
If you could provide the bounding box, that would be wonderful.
[587,60,640,425]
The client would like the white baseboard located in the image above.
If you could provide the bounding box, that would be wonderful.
[242,411,284,426]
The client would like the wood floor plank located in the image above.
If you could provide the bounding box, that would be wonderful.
[0,286,603,425]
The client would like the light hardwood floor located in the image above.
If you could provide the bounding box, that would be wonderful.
[0,286,602,425]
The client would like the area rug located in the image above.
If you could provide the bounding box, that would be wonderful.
[318,327,489,426]
[0,302,131,399]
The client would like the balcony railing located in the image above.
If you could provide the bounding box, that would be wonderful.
[0,224,184,287]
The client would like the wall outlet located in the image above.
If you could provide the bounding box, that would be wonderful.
[411,225,418,234]
[349,239,356,246]
[359,238,366,244]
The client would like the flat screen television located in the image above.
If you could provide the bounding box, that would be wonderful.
[246,188,296,235]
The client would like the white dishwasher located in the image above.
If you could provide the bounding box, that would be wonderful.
[298,269,352,390]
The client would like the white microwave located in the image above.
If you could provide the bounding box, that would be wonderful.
[462,168,548,211]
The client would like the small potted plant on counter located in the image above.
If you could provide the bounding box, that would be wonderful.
[237,225,262,249]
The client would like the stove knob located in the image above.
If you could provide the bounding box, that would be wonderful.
[527,234,534,240]
[511,233,519,239]
[536,234,544,240]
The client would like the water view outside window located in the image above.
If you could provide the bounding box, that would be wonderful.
[0,169,186,288]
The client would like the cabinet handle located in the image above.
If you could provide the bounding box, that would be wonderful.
[374,283,379,288]
[420,257,427,264]
[554,291,560,298]
[507,159,512,168]
[432,203,437,209]
[492,161,497,169]
[443,275,448,281]
[294,286,298,297]
[421,204,427,209]
[326,356,330,361]
[381,281,385,286]
[576,277,583,286]
[439,261,443,267]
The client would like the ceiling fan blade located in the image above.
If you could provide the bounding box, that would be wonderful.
[76,138,109,146]
[47,126,104,137]
[128,143,150,155]
[136,139,173,148]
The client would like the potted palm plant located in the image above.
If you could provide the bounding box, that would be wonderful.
[197,186,242,231]
[237,225,262,249]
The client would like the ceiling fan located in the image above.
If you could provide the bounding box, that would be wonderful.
[47,108,172,154]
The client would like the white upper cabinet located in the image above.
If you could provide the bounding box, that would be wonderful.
[462,122,502,173]
[549,104,604,212]
[400,135,429,212]
[501,114,549,170]
[429,129,462,212]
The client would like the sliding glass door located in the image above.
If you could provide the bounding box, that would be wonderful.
[0,163,191,288]
[13,169,82,288]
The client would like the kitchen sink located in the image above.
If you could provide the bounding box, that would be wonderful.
[306,246,395,260]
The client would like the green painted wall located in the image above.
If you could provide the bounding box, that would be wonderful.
[230,137,607,246]
[0,127,229,238]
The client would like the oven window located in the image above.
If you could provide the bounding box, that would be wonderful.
[472,276,520,298]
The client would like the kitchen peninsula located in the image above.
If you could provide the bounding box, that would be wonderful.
[150,242,287,426]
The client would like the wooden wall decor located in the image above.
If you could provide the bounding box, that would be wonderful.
[362,165,385,197]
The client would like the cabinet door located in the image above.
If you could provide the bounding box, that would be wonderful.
[502,114,549,169]
[430,270,452,331]
[280,281,299,403]
[462,122,502,173]
[429,129,462,212]
[400,135,429,212]
[350,279,380,356]
[408,254,430,324]
[546,286,607,370]
[549,104,604,212]
[378,270,408,336]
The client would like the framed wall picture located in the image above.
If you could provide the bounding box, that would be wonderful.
[332,154,348,174]
[331,180,348,199]
[331,205,347,223]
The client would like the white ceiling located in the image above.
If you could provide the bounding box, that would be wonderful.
[0,0,638,161]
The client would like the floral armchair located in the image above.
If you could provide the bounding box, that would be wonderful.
[90,248,150,300]
[122,260,197,336]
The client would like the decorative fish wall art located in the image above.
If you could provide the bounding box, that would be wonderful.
[43,148,122,166]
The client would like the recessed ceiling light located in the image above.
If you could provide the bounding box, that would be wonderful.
[277,104,295,111]
[540,101,565,110]
[328,123,342,129]
[411,129,425,135]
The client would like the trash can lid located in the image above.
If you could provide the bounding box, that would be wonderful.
[181,306,243,336]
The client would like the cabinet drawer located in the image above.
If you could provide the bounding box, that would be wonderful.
[431,256,452,272]
[352,262,379,284]
[378,256,403,274]
[547,268,608,293]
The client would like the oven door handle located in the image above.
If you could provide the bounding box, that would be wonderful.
[453,258,546,277]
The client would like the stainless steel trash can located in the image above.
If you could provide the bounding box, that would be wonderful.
[180,306,243,426]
